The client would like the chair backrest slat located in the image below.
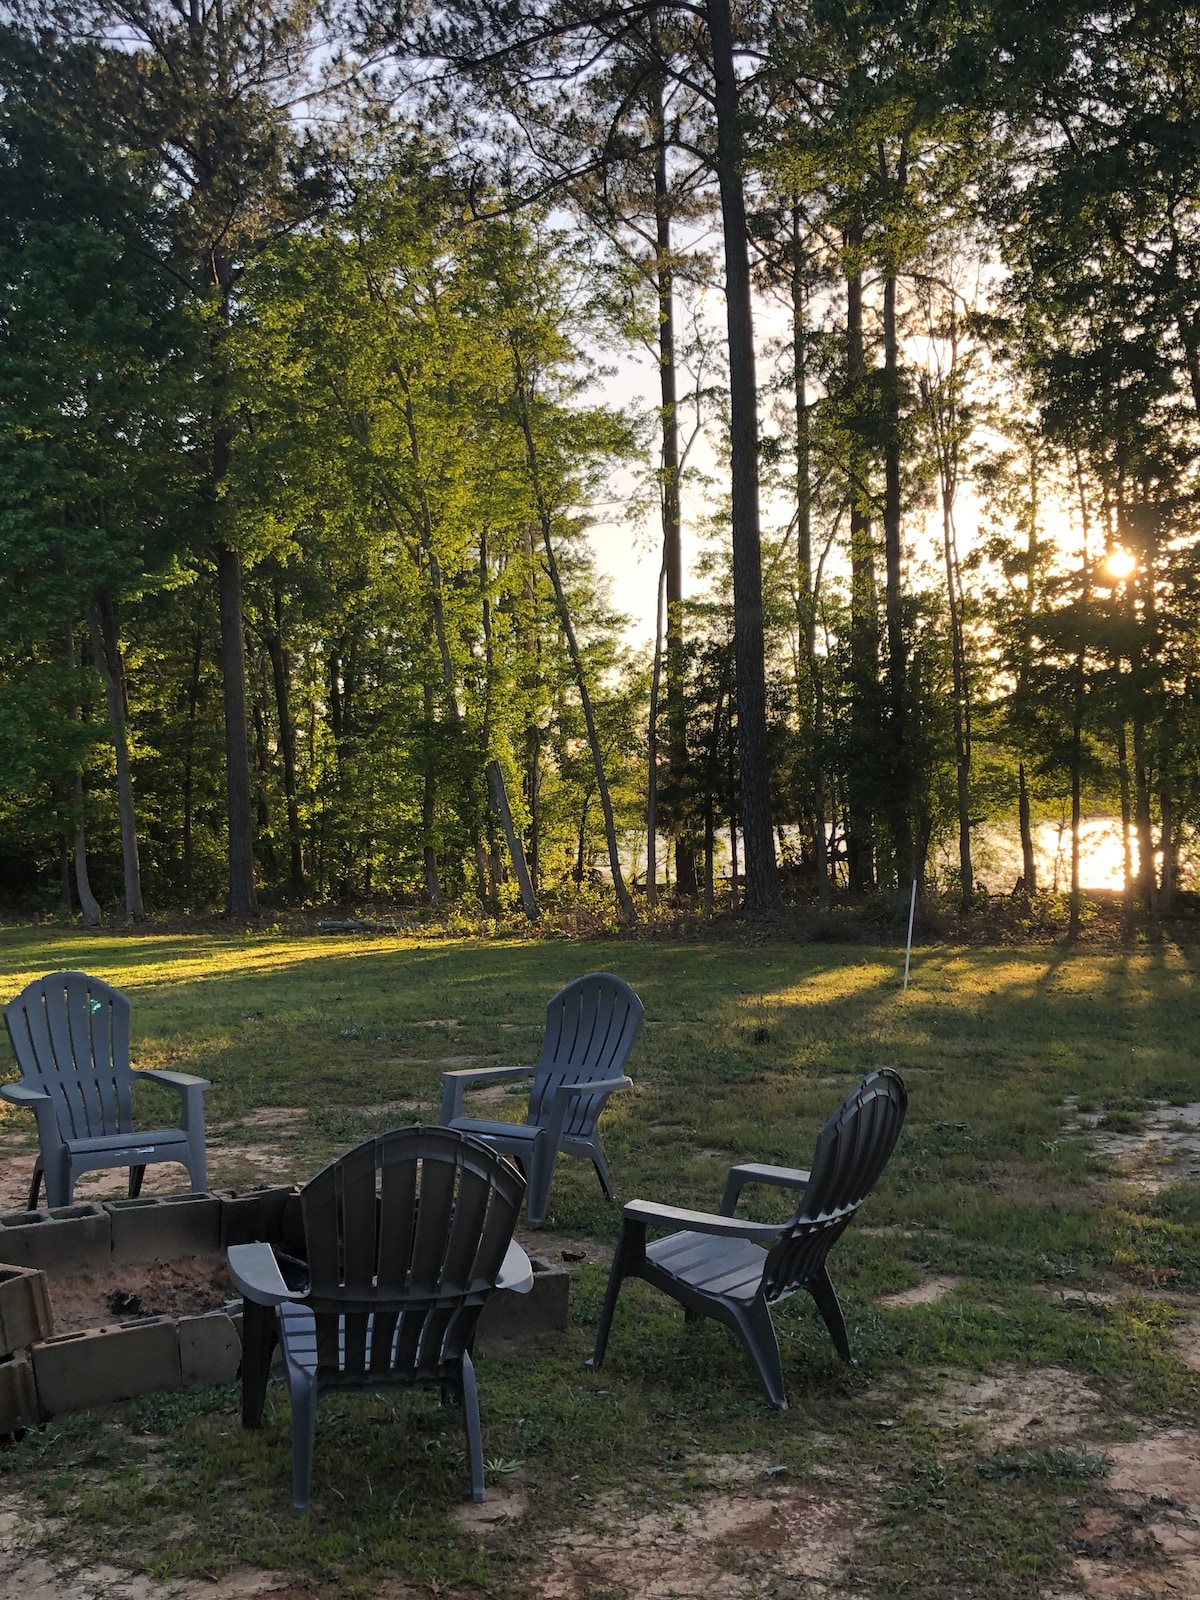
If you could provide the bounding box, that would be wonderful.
[527,973,644,1138]
[763,1069,906,1303]
[4,972,135,1142]
[301,1126,525,1386]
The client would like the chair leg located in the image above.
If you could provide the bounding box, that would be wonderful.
[186,1137,207,1194]
[289,1374,319,1513]
[128,1166,146,1199]
[240,1300,278,1429]
[589,1143,615,1202]
[460,1352,486,1503]
[26,1156,43,1213]
[730,1298,788,1411]
[523,1147,555,1230]
[588,1221,643,1370]
[808,1265,851,1362]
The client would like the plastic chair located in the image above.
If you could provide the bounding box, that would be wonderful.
[590,1069,907,1409]
[438,972,644,1227]
[229,1125,532,1511]
[2,970,209,1209]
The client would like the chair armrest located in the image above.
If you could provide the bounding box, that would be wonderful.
[719,1162,811,1217]
[0,1082,52,1106]
[496,1239,535,1294]
[139,1069,211,1093]
[138,1068,210,1133]
[621,1198,785,1242]
[550,1075,632,1107]
[439,1064,535,1123]
[543,1075,632,1150]
[227,1242,308,1307]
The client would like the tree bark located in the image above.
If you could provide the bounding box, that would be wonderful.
[217,542,258,916]
[706,0,777,912]
[87,590,143,923]
[846,248,876,894]
[65,622,102,927]
[512,348,636,925]
[651,89,697,897]
[264,582,304,896]
[1018,763,1037,894]
[487,760,539,921]
[881,264,911,894]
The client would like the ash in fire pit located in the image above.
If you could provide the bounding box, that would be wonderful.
[50,1256,236,1334]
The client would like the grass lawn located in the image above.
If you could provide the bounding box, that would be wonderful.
[1,922,1199,1599]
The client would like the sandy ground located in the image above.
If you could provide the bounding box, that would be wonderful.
[2,1099,1200,1597]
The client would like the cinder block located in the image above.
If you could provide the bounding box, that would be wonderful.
[0,1267,53,1356]
[0,1350,39,1435]
[0,1203,110,1276]
[105,1193,221,1266]
[219,1186,297,1248]
[178,1312,241,1387]
[31,1316,181,1416]
[475,1256,569,1353]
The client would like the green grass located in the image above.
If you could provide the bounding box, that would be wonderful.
[1,923,1199,1597]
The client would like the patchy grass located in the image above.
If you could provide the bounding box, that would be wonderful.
[1,924,1199,1597]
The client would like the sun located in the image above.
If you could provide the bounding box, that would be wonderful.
[1105,548,1137,580]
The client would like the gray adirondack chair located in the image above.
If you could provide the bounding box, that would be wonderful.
[2,970,210,1210]
[228,1125,531,1511]
[590,1068,907,1409]
[438,972,644,1228]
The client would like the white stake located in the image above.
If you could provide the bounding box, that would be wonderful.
[903,879,917,990]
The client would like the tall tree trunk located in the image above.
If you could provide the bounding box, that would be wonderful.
[512,349,636,925]
[1117,723,1134,902]
[487,760,539,921]
[181,606,204,909]
[217,541,258,915]
[422,681,441,908]
[706,0,777,912]
[1160,784,1175,911]
[264,583,304,897]
[1068,698,1083,939]
[87,590,143,923]
[65,622,102,927]
[1018,763,1037,894]
[791,204,828,907]
[881,261,911,896]
[647,557,667,910]
[845,247,876,894]
[651,85,697,897]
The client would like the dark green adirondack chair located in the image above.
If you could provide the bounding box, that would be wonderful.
[438,972,644,1227]
[2,970,209,1209]
[590,1069,908,1409]
[229,1125,531,1511]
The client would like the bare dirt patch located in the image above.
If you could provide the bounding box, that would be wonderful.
[1064,1098,1200,1191]
[0,1495,306,1600]
[877,1276,964,1309]
[914,1364,1103,1445]
[527,1483,865,1600]
[46,1254,235,1335]
[1065,1428,1200,1598]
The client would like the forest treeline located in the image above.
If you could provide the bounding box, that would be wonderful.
[1,0,1197,930]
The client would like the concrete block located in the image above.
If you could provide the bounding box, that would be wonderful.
[0,1350,39,1436]
[0,1267,53,1356]
[178,1312,241,1387]
[219,1186,297,1248]
[475,1256,569,1353]
[31,1316,181,1416]
[0,1203,110,1276]
[105,1193,221,1266]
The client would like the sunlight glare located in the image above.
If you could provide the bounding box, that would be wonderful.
[1105,548,1137,580]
